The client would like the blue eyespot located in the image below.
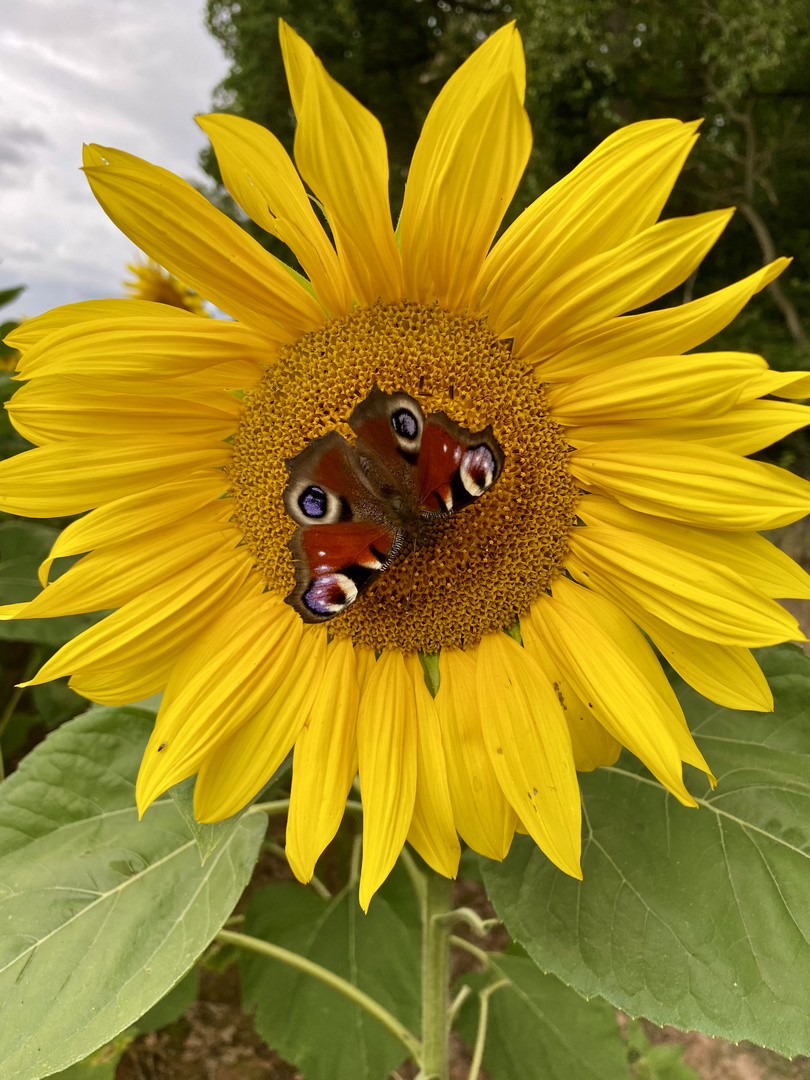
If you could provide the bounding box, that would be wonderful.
[392,408,418,439]
[299,485,328,519]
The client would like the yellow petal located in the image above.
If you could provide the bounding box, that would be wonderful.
[197,112,352,317]
[520,615,621,771]
[25,546,256,688]
[741,368,810,400]
[286,636,359,882]
[570,439,810,531]
[400,22,525,302]
[279,21,402,306]
[529,587,702,805]
[193,625,329,822]
[478,119,700,334]
[567,525,801,646]
[7,377,240,444]
[577,496,810,600]
[36,471,228,587]
[69,657,175,706]
[515,209,733,361]
[434,648,516,861]
[5,512,241,621]
[83,143,324,341]
[565,400,810,456]
[354,644,378,690]
[420,75,531,311]
[0,437,231,517]
[137,593,302,810]
[533,258,789,381]
[5,298,196,352]
[626,605,772,712]
[356,650,418,910]
[404,652,460,879]
[546,351,766,425]
[549,576,713,775]
[475,633,582,877]
[14,314,267,383]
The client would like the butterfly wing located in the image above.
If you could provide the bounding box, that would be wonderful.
[283,430,402,623]
[349,385,425,504]
[349,385,504,515]
[417,413,505,516]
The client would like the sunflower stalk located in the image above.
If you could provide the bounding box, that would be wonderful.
[418,870,456,1080]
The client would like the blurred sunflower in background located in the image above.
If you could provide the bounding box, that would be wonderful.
[2,21,810,910]
[124,256,209,316]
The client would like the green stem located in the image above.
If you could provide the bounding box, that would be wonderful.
[250,799,292,815]
[419,871,455,1080]
[466,979,510,1080]
[398,844,428,910]
[217,928,423,1064]
[449,936,492,968]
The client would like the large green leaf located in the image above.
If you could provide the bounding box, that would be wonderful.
[456,951,629,1080]
[240,879,422,1080]
[483,643,810,1059]
[0,707,266,1080]
[169,775,253,865]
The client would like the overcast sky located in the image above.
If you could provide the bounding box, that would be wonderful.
[0,0,230,322]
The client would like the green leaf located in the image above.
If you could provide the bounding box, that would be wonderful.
[43,1030,136,1080]
[483,643,810,1059]
[31,678,87,729]
[240,879,422,1080]
[0,706,266,1080]
[623,1020,699,1080]
[169,775,252,866]
[0,285,26,309]
[134,967,199,1033]
[0,519,58,563]
[0,373,30,459]
[0,521,103,645]
[456,952,629,1080]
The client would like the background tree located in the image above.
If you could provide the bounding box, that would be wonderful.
[203,0,810,413]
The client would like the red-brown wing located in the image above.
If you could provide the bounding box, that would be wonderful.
[283,430,376,527]
[283,429,403,623]
[286,522,402,623]
[417,414,505,515]
[349,385,425,499]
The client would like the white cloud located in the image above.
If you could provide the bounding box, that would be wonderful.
[0,0,230,321]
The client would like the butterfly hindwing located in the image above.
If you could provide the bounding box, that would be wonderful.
[287,521,402,622]
[417,412,505,515]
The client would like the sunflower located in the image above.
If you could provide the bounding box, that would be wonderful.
[124,256,209,316]
[3,22,810,911]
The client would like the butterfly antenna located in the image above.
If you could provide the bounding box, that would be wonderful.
[405,537,418,614]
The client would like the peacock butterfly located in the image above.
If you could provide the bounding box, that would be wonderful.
[282,385,505,623]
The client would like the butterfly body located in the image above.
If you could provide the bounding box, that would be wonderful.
[283,386,504,622]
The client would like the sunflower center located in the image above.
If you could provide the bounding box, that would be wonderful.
[230,301,579,652]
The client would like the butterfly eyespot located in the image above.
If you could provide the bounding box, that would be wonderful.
[460,445,498,497]
[303,573,359,617]
[298,484,329,519]
[391,407,420,441]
